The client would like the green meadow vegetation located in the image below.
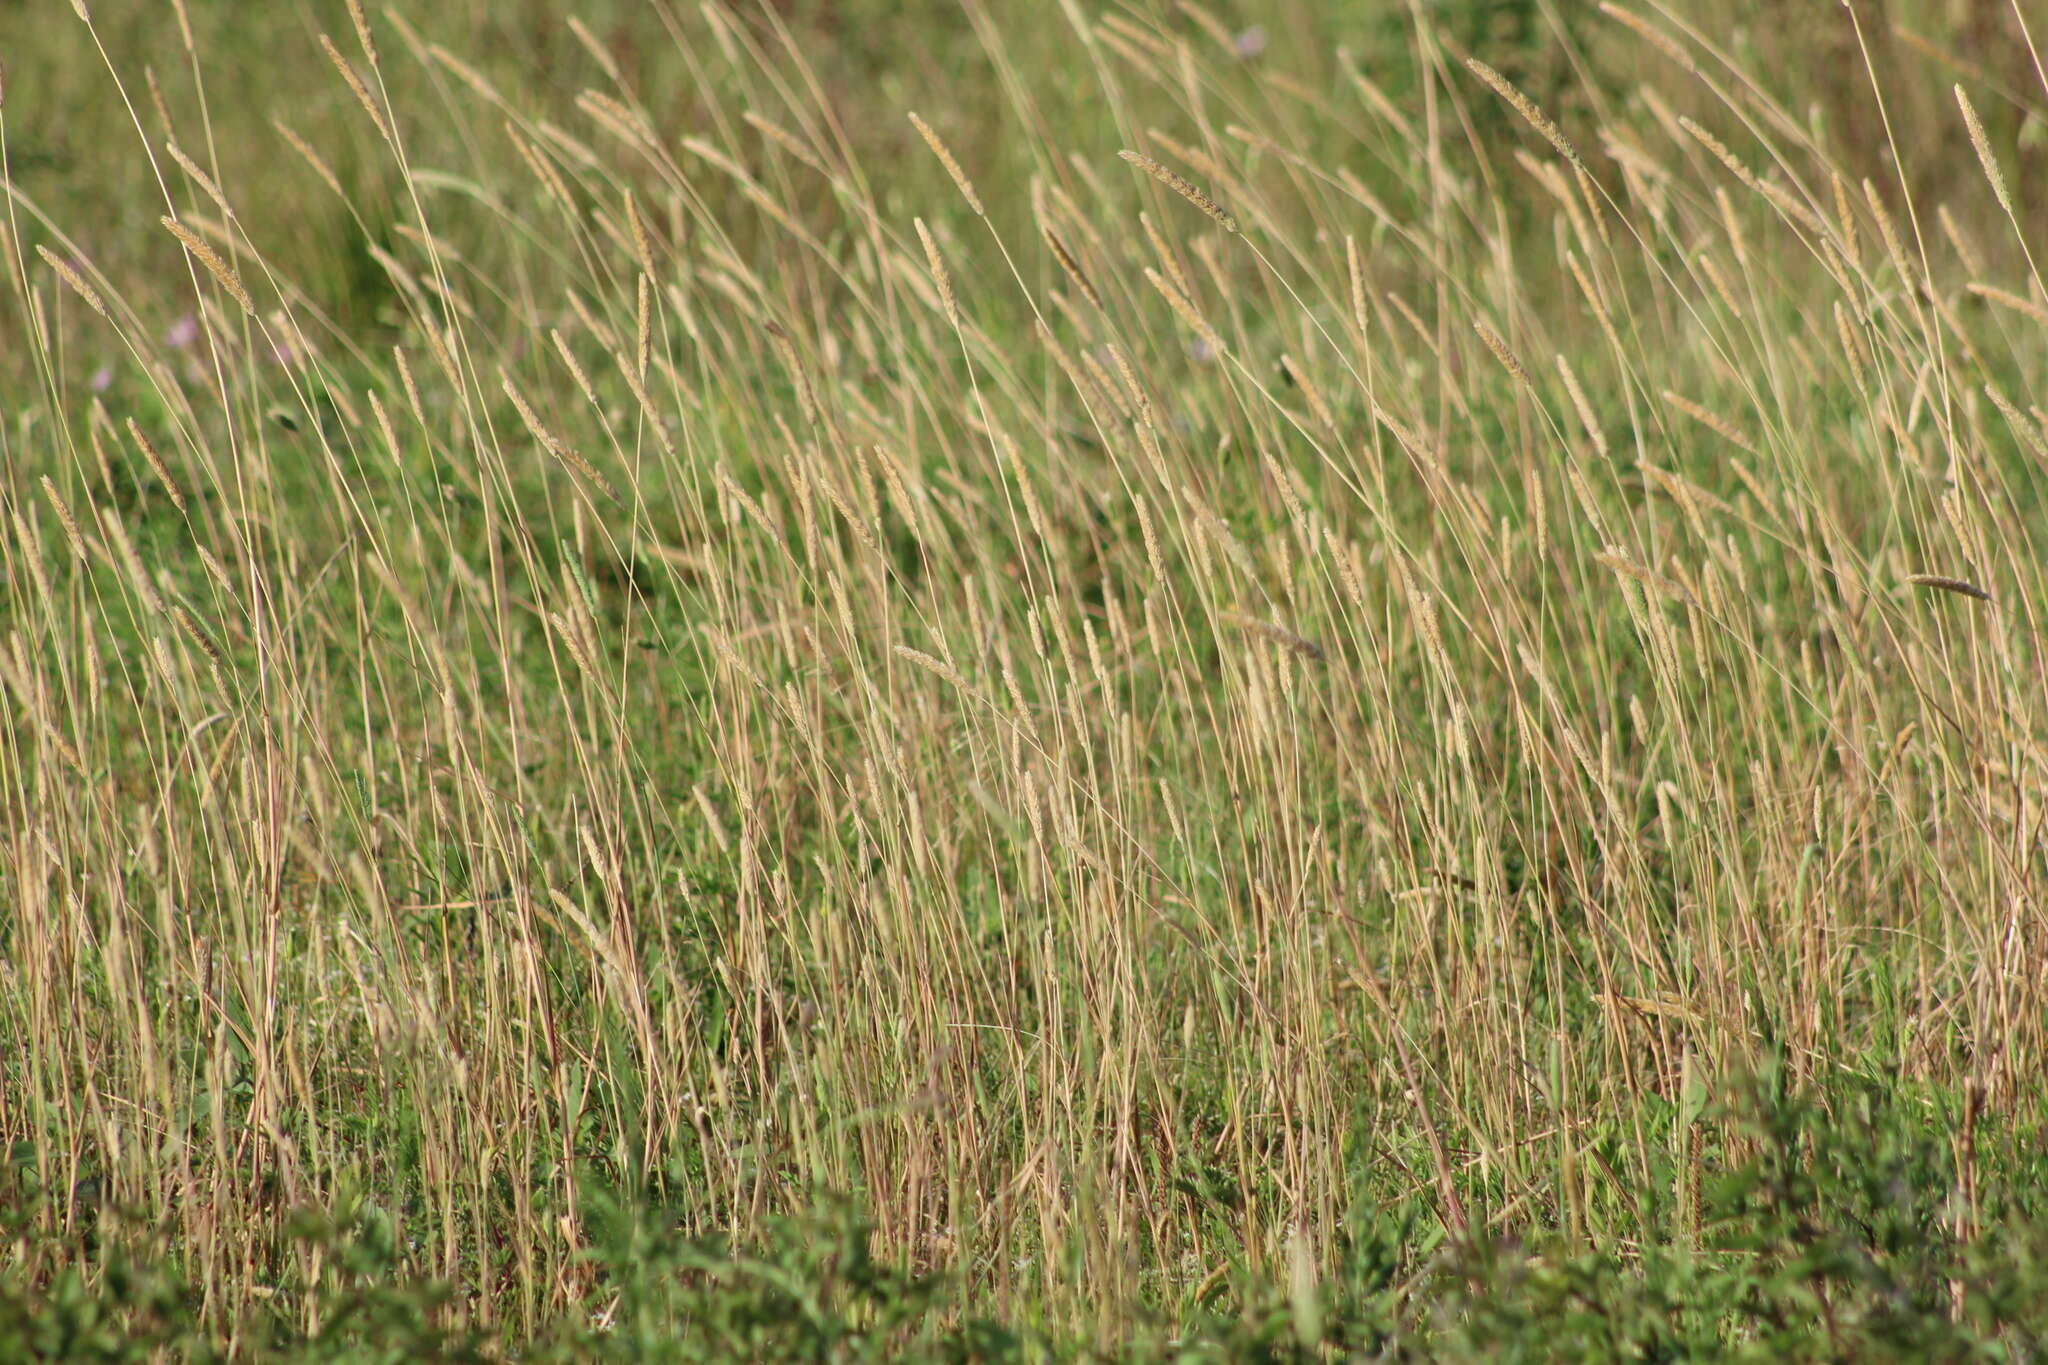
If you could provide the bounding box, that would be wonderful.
[5,0,2048,1357]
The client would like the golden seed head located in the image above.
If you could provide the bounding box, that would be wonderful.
[909,112,984,216]
[915,217,958,325]
[1464,57,1582,169]
[1967,282,2048,327]
[1118,149,1238,234]
[159,216,253,313]
[35,245,107,318]
[126,419,187,513]
[1661,389,1755,454]
[320,32,392,144]
[1144,267,1222,352]
[1472,319,1529,388]
[1040,222,1102,311]
[345,0,379,68]
[1597,3,1694,72]
[164,139,234,220]
[624,191,656,275]
[1954,85,2013,217]
[39,476,86,559]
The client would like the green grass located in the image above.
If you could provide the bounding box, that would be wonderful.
[11,1071,2048,1360]
[4,0,2048,1357]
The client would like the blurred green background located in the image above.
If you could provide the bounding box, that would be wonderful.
[5,0,2040,353]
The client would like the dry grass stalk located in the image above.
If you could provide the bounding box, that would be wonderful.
[273,119,345,198]
[1464,57,1583,169]
[1906,574,1993,602]
[916,218,958,325]
[1346,234,1370,338]
[1564,250,1618,352]
[99,508,161,616]
[624,191,656,274]
[125,420,187,513]
[1473,319,1531,389]
[171,603,224,669]
[1696,252,1743,319]
[894,644,972,694]
[1985,383,2048,461]
[551,329,599,407]
[160,216,253,313]
[636,274,652,379]
[35,245,107,318]
[367,388,400,462]
[1041,222,1103,311]
[1835,302,1871,389]
[1220,611,1325,662]
[1596,546,1693,604]
[1281,355,1338,431]
[1862,178,1913,288]
[508,126,574,210]
[1954,85,2014,218]
[500,373,619,502]
[1556,353,1607,457]
[1140,211,1196,304]
[1118,150,1238,234]
[909,112,985,216]
[744,111,828,176]
[1830,171,1860,262]
[548,609,602,680]
[39,477,87,560]
[1105,341,1155,427]
[393,345,425,426]
[164,140,235,219]
[1939,204,1985,278]
[1679,117,1759,193]
[1598,3,1695,72]
[579,90,656,153]
[428,41,502,104]
[1662,389,1756,453]
[1967,282,2048,328]
[1145,267,1223,351]
[565,14,620,83]
[611,344,676,457]
[344,0,378,67]
[763,321,821,428]
[319,33,392,144]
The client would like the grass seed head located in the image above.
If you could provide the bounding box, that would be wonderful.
[1118,149,1239,233]
[910,112,985,216]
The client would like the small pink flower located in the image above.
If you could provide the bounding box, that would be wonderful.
[166,314,200,350]
[1234,26,1267,59]
[90,365,115,392]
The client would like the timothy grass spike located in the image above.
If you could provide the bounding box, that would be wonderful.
[1907,573,1993,603]
[345,0,379,68]
[125,420,187,513]
[1954,85,2014,218]
[1118,149,1238,233]
[916,218,958,325]
[1464,57,1583,169]
[909,112,985,216]
[160,216,253,313]
[35,245,107,318]
[319,33,392,144]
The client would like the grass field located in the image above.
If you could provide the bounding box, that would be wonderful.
[6,0,2048,1358]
